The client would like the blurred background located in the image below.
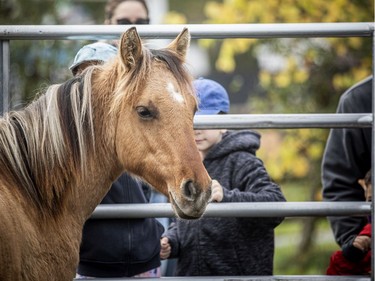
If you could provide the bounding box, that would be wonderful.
[1,0,374,275]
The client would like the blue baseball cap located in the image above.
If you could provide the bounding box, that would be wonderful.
[69,42,118,74]
[194,78,230,115]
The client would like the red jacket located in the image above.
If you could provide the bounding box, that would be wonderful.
[326,223,371,275]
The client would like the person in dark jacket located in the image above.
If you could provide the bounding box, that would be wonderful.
[78,175,164,278]
[160,78,286,276]
[70,42,164,278]
[321,76,372,249]
[326,170,372,275]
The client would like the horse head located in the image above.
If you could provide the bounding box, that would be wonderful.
[111,28,212,219]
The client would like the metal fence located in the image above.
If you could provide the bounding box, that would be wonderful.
[0,23,374,281]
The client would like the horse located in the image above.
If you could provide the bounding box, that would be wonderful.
[0,27,212,281]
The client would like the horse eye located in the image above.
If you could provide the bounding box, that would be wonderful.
[136,106,153,119]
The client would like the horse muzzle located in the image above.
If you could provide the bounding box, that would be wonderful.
[169,180,212,219]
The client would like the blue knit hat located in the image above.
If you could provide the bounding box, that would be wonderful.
[194,78,230,115]
[69,42,117,74]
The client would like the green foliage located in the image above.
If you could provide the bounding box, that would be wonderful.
[274,181,339,274]
[201,0,373,182]
[166,1,373,181]
[0,0,105,106]
[275,220,339,275]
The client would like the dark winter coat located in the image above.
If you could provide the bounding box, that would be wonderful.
[78,173,164,277]
[322,76,372,247]
[164,130,286,276]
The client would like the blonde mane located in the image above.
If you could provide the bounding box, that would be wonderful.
[0,69,96,215]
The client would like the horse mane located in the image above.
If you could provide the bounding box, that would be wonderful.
[0,69,96,216]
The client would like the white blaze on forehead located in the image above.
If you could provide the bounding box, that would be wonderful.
[166,82,185,104]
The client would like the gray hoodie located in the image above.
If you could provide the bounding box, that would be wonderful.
[164,130,286,276]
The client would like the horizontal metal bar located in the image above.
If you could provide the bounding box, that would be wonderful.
[73,276,370,281]
[91,202,371,219]
[0,23,373,40]
[193,113,372,129]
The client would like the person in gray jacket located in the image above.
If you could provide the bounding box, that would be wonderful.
[160,78,286,276]
[322,76,372,248]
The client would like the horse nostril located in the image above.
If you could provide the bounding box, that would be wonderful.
[183,180,197,200]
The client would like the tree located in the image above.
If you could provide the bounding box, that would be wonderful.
[0,0,105,107]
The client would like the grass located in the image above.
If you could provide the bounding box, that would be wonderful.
[273,180,340,275]
[274,218,339,275]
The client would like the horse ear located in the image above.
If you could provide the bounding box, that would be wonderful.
[167,28,190,61]
[119,27,143,70]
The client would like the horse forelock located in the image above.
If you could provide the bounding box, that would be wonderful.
[150,48,195,96]
[0,72,96,216]
[108,46,195,115]
[108,47,151,114]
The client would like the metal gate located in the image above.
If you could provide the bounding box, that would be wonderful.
[0,22,374,281]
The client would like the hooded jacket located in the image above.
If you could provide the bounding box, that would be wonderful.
[322,76,372,247]
[164,130,286,276]
[78,173,164,277]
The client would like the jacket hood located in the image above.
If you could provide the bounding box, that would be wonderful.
[205,130,260,160]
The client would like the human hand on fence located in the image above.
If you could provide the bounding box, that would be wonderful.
[353,235,371,252]
[210,180,223,203]
[342,232,371,262]
[160,237,171,260]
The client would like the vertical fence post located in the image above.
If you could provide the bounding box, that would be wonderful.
[0,40,10,115]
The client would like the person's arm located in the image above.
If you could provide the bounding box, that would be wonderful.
[221,155,286,227]
[162,221,180,259]
[221,156,286,204]
[322,127,368,246]
[322,79,372,246]
[342,224,371,262]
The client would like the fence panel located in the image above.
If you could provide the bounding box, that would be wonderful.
[0,23,374,281]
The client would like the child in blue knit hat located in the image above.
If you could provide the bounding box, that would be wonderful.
[160,78,286,276]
